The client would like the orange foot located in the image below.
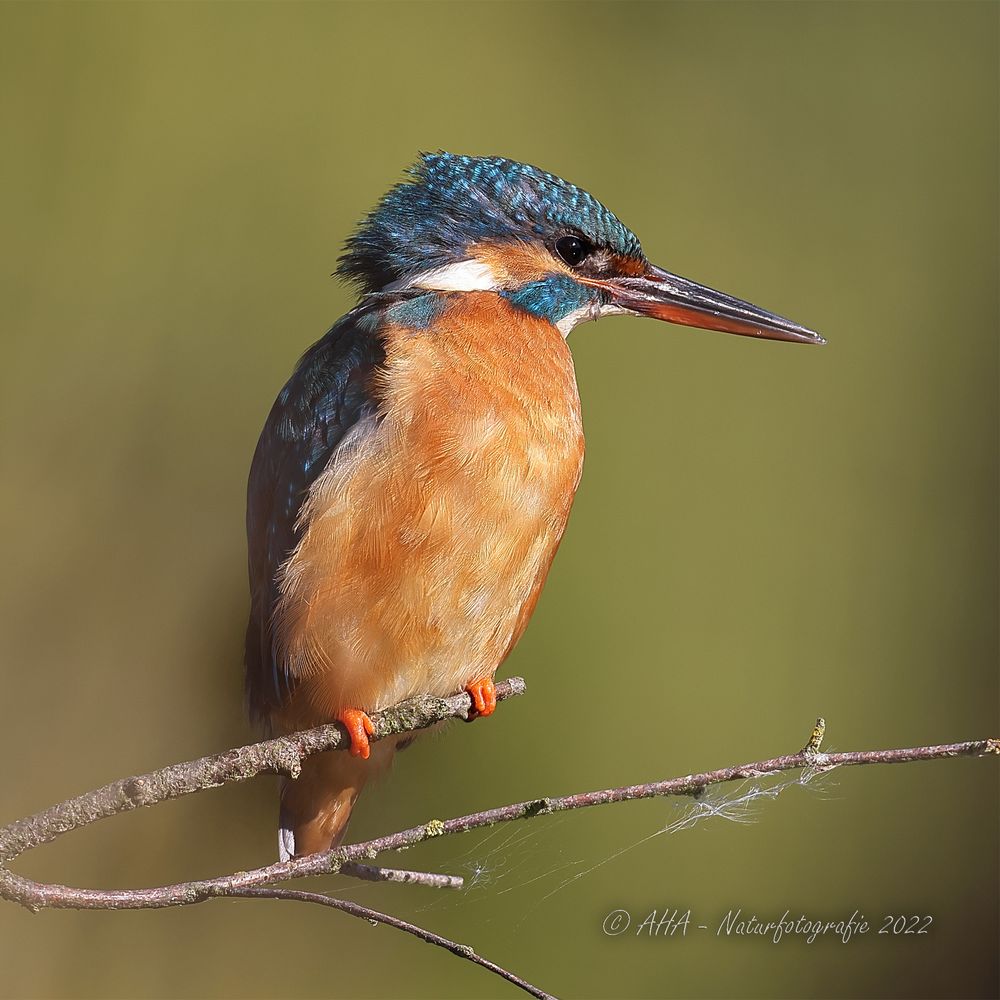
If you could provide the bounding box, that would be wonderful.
[337,708,376,759]
[466,677,497,718]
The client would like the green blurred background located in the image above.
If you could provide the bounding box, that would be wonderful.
[1,2,996,998]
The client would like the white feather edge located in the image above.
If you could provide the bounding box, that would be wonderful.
[385,259,498,293]
[278,824,295,863]
[556,301,626,337]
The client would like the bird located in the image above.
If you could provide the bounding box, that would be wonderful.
[244,152,824,861]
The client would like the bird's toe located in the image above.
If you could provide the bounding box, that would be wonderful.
[466,678,497,718]
[338,708,376,759]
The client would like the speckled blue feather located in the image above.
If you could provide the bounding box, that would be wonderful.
[384,292,446,330]
[338,153,644,293]
[502,274,597,326]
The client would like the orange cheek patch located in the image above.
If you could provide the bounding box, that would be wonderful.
[471,240,569,286]
[473,241,646,285]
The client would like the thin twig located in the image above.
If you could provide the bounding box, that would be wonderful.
[340,861,464,890]
[229,887,554,1000]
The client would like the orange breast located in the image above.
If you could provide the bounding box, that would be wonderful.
[272,293,584,728]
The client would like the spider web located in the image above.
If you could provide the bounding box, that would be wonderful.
[329,759,841,927]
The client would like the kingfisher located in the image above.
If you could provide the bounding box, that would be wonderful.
[245,153,824,861]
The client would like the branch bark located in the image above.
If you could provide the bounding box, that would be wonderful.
[1,683,996,1000]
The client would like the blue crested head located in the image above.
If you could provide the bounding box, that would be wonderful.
[334,152,824,345]
[337,153,644,294]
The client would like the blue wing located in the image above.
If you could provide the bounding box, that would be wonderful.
[244,303,386,724]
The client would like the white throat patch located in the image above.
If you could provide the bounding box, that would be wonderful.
[556,301,626,338]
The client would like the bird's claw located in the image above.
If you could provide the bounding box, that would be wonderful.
[466,678,497,718]
[338,708,376,759]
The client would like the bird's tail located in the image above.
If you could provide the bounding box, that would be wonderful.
[277,740,396,861]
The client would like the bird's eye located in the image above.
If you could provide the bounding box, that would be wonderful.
[555,235,593,267]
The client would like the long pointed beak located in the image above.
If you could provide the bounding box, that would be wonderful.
[598,264,825,345]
